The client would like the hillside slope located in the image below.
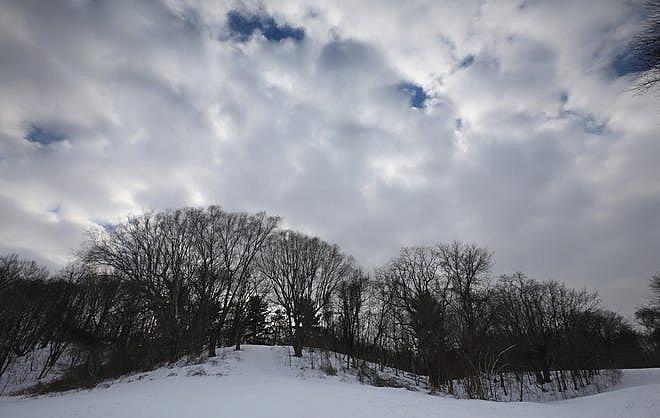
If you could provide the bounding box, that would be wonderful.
[1,345,659,418]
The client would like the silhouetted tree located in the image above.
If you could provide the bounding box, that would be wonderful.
[0,208,651,396]
[636,273,660,361]
[243,295,270,344]
[376,246,452,388]
[258,230,354,356]
[336,269,368,367]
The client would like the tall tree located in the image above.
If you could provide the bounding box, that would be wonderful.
[258,230,353,356]
[337,269,368,366]
[377,246,451,387]
[85,206,279,359]
[635,273,660,356]
[201,208,279,355]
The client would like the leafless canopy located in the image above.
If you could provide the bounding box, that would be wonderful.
[258,230,354,356]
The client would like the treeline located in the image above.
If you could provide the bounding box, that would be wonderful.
[0,206,657,396]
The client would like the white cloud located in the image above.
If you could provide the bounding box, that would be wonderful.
[0,0,657,317]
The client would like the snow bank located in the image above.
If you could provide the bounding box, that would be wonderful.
[1,345,659,418]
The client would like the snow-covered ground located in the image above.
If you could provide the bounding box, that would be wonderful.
[1,345,659,418]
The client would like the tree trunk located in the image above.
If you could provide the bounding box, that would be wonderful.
[293,342,303,357]
[207,334,216,358]
[293,327,304,357]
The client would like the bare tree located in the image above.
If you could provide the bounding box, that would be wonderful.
[86,210,192,360]
[0,254,48,291]
[376,246,452,388]
[635,273,660,357]
[438,241,493,395]
[86,206,279,359]
[336,269,368,367]
[259,230,353,356]
[438,241,492,337]
[194,207,279,355]
[492,274,602,388]
[1,208,652,395]
[0,255,50,377]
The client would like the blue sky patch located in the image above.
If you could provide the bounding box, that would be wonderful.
[25,124,67,145]
[227,10,304,42]
[610,49,647,77]
[399,82,427,109]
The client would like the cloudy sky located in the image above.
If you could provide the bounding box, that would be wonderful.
[1,0,658,317]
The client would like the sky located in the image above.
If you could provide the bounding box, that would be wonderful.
[0,0,658,318]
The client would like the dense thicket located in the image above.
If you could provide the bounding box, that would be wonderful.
[0,206,656,396]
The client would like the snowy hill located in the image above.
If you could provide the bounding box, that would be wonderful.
[1,345,659,418]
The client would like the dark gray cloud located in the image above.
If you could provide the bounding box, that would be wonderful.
[0,0,657,318]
